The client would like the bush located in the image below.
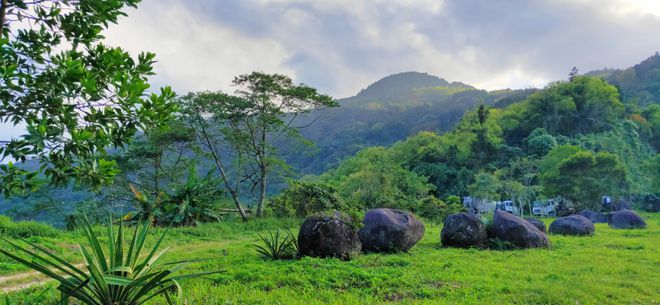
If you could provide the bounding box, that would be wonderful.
[254,229,298,260]
[0,217,219,305]
[416,196,464,222]
[268,182,344,217]
[0,216,60,238]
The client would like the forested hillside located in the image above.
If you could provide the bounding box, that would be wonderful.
[588,53,660,107]
[2,57,660,225]
[317,74,659,218]
[283,72,535,173]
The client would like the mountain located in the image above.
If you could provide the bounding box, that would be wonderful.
[281,72,534,174]
[587,52,660,107]
[349,72,475,105]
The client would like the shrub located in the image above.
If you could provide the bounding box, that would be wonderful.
[0,217,219,305]
[268,182,344,217]
[128,165,225,227]
[254,229,298,260]
[0,216,60,238]
[417,196,464,221]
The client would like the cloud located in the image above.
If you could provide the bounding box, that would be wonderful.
[99,0,660,98]
[3,0,660,141]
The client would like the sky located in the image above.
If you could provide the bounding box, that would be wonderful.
[2,0,660,140]
[101,0,660,98]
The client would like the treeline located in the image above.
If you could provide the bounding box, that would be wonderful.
[285,75,660,220]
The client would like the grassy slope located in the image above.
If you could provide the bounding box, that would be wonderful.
[2,214,659,305]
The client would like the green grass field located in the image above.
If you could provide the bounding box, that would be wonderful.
[1,214,659,305]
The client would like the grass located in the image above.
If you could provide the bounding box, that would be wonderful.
[1,214,658,304]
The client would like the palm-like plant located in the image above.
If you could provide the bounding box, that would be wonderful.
[0,217,219,305]
[253,229,298,260]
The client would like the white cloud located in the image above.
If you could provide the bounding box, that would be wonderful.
[104,0,295,94]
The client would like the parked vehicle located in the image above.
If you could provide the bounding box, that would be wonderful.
[532,197,575,217]
[532,199,557,217]
[495,200,520,215]
[462,196,496,216]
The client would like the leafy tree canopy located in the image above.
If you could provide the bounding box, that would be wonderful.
[0,0,177,196]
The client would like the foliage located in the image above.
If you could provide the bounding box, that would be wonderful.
[0,215,60,238]
[540,145,628,209]
[515,76,624,136]
[598,52,660,107]
[321,147,434,211]
[128,164,225,226]
[525,128,557,156]
[487,238,515,251]
[268,181,343,217]
[0,217,219,305]
[647,155,660,191]
[181,73,338,217]
[253,229,298,260]
[415,196,463,222]
[467,172,501,202]
[642,104,660,150]
[111,119,196,202]
[0,0,177,196]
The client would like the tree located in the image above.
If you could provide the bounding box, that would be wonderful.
[180,93,250,221]
[112,120,194,200]
[467,172,501,202]
[0,0,176,196]
[568,66,579,81]
[540,145,628,209]
[526,128,557,156]
[647,155,660,191]
[189,73,337,217]
[520,76,624,136]
[321,147,434,211]
[496,157,543,217]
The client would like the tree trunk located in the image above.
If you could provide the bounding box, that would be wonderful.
[0,0,7,35]
[255,125,267,217]
[199,125,249,222]
[256,164,266,217]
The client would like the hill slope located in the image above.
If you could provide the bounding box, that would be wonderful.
[283,73,533,174]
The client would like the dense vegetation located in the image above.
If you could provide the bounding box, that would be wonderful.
[0,1,658,304]
[313,75,659,217]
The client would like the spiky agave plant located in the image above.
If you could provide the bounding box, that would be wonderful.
[0,217,219,305]
[253,229,298,260]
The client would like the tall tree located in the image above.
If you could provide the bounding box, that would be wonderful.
[180,93,250,221]
[188,73,337,217]
[540,145,628,209]
[0,0,176,196]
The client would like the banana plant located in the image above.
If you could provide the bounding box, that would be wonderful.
[0,217,220,305]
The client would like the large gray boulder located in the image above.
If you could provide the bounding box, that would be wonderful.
[488,211,550,249]
[609,210,646,229]
[577,209,609,223]
[549,215,595,236]
[298,213,362,260]
[359,208,425,252]
[441,213,487,248]
[525,218,546,233]
[613,199,632,211]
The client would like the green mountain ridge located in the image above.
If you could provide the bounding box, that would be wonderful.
[3,54,660,225]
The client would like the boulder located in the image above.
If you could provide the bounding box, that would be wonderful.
[488,210,550,249]
[549,215,595,236]
[441,213,487,248]
[298,212,362,260]
[613,199,632,211]
[609,210,646,229]
[359,208,425,252]
[577,209,609,223]
[525,218,546,233]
